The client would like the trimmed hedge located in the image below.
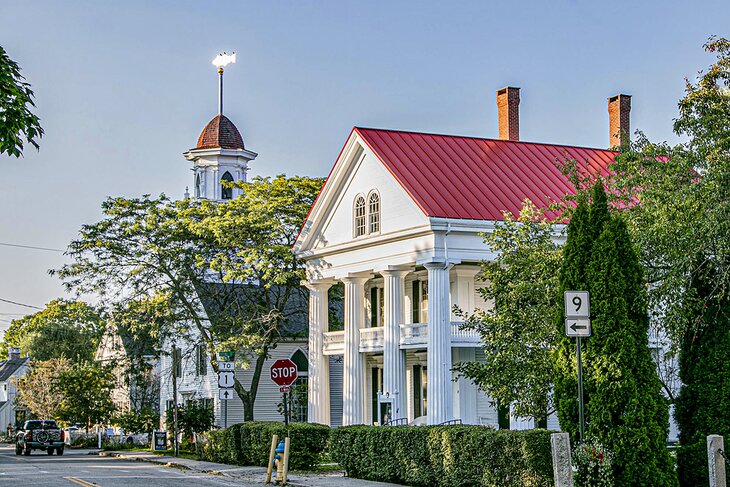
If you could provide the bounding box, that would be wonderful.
[199,421,330,470]
[329,425,554,487]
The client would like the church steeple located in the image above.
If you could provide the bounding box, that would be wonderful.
[184,52,257,201]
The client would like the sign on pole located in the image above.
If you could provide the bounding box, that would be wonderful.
[564,291,590,319]
[218,371,235,388]
[219,389,234,400]
[218,351,235,362]
[270,359,298,387]
[218,361,234,371]
[565,318,591,337]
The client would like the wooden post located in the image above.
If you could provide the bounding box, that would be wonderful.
[551,432,574,487]
[282,436,291,485]
[708,435,727,487]
[265,434,278,484]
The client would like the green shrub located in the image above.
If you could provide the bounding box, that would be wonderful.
[199,421,329,470]
[329,425,554,487]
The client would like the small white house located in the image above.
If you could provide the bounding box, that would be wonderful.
[294,88,626,428]
[0,348,30,432]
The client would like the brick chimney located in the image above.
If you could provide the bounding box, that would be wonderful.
[496,87,520,141]
[7,347,21,360]
[608,94,631,148]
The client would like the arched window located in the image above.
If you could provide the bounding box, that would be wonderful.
[291,349,308,373]
[195,174,202,198]
[221,171,234,200]
[368,192,380,234]
[354,195,366,237]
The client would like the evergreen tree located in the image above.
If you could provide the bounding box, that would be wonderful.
[553,195,590,439]
[554,181,609,439]
[675,268,730,486]
[586,215,676,486]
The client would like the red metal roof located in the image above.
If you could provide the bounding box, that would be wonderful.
[355,127,616,221]
[196,114,245,150]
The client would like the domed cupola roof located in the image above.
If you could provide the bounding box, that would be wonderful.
[195,114,245,150]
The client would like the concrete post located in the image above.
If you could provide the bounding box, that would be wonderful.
[342,275,369,425]
[551,432,574,487]
[708,435,727,487]
[425,262,452,425]
[381,269,409,422]
[304,280,333,425]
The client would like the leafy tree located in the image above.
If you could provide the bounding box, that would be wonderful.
[0,299,104,361]
[165,400,214,437]
[674,270,730,486]
[0,45,43,157]
[56,175,323,421]
[55,362,116,432]
[114,407,159,435]
[14,357,69,420]
[453,200,561,419]
[608,37,730,485]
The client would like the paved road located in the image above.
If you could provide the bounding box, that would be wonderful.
[0,445,257,486]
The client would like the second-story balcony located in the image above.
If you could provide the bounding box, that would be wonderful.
[322,322,481,355]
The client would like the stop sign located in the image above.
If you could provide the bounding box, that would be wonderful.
[270,359,298,386]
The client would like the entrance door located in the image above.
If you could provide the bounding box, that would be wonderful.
[371,367,383,424]
[413,365,427,419]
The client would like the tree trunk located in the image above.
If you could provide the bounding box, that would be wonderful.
[234,350,268,421]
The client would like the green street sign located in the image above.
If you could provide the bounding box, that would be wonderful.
[218,351,235,361]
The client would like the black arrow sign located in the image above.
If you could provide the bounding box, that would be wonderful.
[223,390,230,398]
[570,322,588,332]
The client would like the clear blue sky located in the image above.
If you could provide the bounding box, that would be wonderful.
[1,0,728,336]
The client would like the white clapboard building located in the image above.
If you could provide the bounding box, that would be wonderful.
[295,88,630,428]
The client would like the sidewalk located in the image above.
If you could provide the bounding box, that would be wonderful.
[98,450,403,486]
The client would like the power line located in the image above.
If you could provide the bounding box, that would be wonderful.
[0,298,42,310]
[0,241,64,253]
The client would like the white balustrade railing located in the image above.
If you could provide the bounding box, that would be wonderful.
[360,327,384,351]
[323,330,345,355]
[450,321,480,343]
[324,323,479,354]
[400,323,428,347]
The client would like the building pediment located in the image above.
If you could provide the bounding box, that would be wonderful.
[294,130,429,256]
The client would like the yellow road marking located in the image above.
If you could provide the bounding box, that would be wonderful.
[63,477,99,487]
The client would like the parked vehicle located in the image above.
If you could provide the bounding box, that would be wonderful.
[15,420,65,455]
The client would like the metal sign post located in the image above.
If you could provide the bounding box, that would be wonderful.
[271,359,298,425]
[565,291,591,442]
[217,354,235,429]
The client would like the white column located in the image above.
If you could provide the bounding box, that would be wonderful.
[304,280,333,425]
[425,262,452,425]
[381,269,409,421]
[342,275,369,425]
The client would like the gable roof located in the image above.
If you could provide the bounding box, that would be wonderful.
[0,357,29,382]
[354,127,616,221]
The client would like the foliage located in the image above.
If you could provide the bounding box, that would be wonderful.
[199,421,330,470]
[0,45,43,157]
[54,362,116,431]
[165,401,214,438]
[606,37,730,485]
[56,175,323,421]
[0,299,104,361]
[115,407,159,435]
[573,441,613,487]
[555,182,676,486]
[454,200,561,419]
[14,357,68,420]
[674,269,730,486]
[328,425,553,487]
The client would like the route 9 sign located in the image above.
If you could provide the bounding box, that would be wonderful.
[270,359,298,387]
[564,291,590,318]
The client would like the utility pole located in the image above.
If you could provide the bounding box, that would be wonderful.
[171,348,179,457]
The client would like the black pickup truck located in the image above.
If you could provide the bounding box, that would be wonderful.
[15,420,65,455]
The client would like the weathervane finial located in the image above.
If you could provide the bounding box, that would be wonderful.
[212,52,236,115]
